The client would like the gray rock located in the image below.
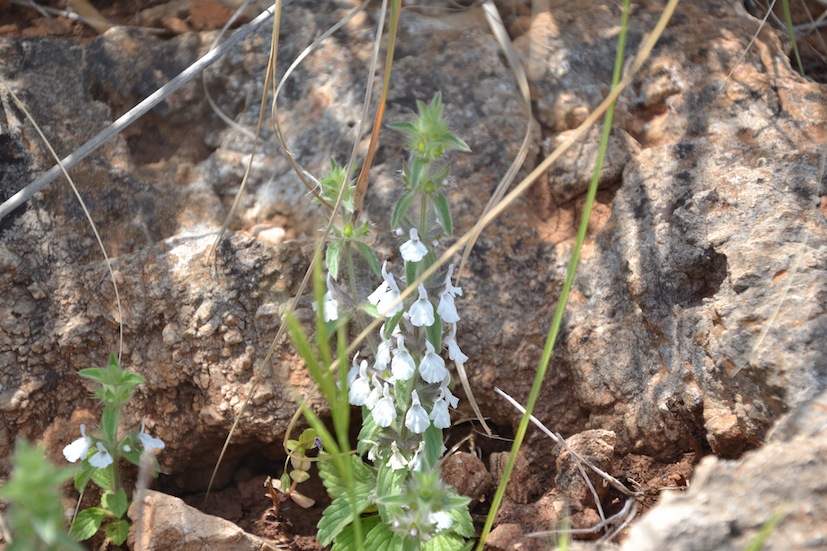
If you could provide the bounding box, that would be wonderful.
[622,388,827,550]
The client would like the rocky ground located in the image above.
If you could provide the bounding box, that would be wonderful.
[1,0,826,549]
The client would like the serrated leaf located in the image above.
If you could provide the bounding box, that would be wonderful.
[317,454,374,500]
[316,485,373,546]
[326,241,343,280]
[105,518,130,545]
[375,465,406,520]
[353,241,382,277]
[432,193,453,236]
[391,191,416,229]
[448,506,475,539]
[362,521,400,551]
[331,514,381,551]
[69,508,107,541]
[102,488,128,518]
[422,532,468,551]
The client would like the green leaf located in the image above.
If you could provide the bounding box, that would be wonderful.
[74,461,95,492]
[326,241,343,280]
[91,465,115,493]
[432,193,453,236]
[316,485,373,546]
[102,488,128,518]
[69,508,107,541]
[383,311,404,337]
[422,424,444,471]
[100,406,120,444]
[353,241,382,278]
[77,367,106,384]
[423,532,469,551]
[105,518,131,545]
[332,515,382,551]
[317,454,374,500]
[426,312,442,351]
[362,521,401,551]
[391,190,416,229]
[448,506,475,539]
[375,464,406,520]
[356,411,378,457]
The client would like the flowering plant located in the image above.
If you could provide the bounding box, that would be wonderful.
[61,354,164,546]
[307,94,475,549]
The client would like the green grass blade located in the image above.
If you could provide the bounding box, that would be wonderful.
[475,0,632,547]
[780,0,805,76]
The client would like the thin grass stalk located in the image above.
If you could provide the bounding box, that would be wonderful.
[781,0,805,75]
[475,1,632,546]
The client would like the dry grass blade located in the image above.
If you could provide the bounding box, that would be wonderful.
[209,0,283,260]
[495,386,638,499]
[270,0,373,209]
[0,5,277,222]
[527,498,637,539]
[2,85,124,365]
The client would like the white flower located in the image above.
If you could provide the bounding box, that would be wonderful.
[138,418,165,453]
[348,360,372,406]
[312,274,338,322]
[391,336,416,381]
[409,284,435,327]
[419,341,448,384]
[430,396,452,429]
[347,352,362,386]
[387,441,408,471]
[405,390,430,434]
[400,228,428,263]
[322,292,338,322]
[123,444,131,452]
[374,340,392,371]
[444,324,468,365]
[409,441,426,471]
[63,424,92,463]
[367,441,380,462]
[368,262,403,316]
[430,511,453,532]
[364,375,382,410]
[89,442,113,469]
[439,383,460,409]
[436,291,460,324]
[443,264,463,297]
[372,383,397,428]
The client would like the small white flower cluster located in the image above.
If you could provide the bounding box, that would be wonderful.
[343,228,469,472]
[63,418,165,469]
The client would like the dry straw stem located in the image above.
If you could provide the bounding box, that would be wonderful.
[494,387,639,500]
[2,86,124,366]
[0,4,279,222]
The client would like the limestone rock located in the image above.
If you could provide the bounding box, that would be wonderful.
[128,489,280,551]
[622,388,827,550]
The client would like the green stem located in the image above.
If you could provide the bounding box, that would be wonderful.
[475,0,632,547]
